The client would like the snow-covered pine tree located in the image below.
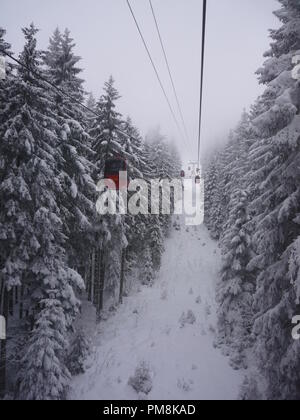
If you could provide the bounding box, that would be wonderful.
[0,27,11,54]
[0,24,83,400]
[104,215,126,308]
[209,0,300,399]
[145,128,174,180]
[217,189,254,369]
[0,27,14,138]
[89,78,129,311]
[67,330,90,376]
[43,28,95,271]
[0,26,14,399]
[205,110,255,240]
[19,298,71,400]
[121,117,145,178]
[145,128,181,238]
[148,215,164,272]
[90,76,124,174]
[204,155,223,238]
[205,111,258,369]
[44,28,85,99]
[204,146,232,239]
[90,77,144,180]
[140,246,154,286]
[168,141,182,179]
[86,92,97,114]
[244,0,300,399]
[122,118,149,280]
[0,27,13,287]
[42,27,62,82]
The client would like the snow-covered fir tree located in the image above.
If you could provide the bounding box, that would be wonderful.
[19,298,71,400]
[86,92,97,114]
[0,21,184,399]
[90,76,124,173]
[43,28,95,270]
[204,154,224,239]
[140,246,155,285]
[217,189,254,369]
[246,0,300,399]
[206,0,300,399]
[0,26,14,399]
[0,24,84,400]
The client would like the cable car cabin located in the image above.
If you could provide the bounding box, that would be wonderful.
[195,175,201,184]
[104,158,128,190]
[180,170,185,178]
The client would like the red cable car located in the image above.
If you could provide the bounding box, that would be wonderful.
[180,170,185,178]
[104,157,128,190]
[195,175,201,184]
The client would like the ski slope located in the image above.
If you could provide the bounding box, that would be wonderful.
[71,217,243,400]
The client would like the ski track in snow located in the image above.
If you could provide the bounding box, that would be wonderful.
[71,216,243,400]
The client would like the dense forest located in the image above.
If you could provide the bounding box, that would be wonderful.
[0,25,181,400]
[1,0,300,402]
[204,0,300,400]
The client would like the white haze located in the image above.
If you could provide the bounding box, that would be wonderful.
[1,0,280,161]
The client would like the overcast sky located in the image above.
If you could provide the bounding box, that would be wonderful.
[2,0,280,162]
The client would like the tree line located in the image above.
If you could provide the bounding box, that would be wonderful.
[204,0,300,400]
[0,24,181,400]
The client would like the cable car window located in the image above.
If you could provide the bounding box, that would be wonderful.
[105,159,126,174]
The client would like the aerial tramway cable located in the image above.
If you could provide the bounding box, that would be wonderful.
[126,0,191,154]
[197,0,207,167]
[148,0,191,149]
[2,0,208,168]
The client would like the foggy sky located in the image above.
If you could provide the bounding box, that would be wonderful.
[1,0,280,162]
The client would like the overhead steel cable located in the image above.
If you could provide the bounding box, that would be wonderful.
[126,0,191,153]
[148,0,191,148]
[197,0,207,166]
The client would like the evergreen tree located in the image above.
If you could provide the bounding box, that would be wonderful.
[0,28,11,55]
[140,246,155,285]
[90,76,124,173]
[19,298,71,400]
[206,0,300,399]
[0,24,83,400]
[0,26,13,399]
[90,79,129,309]
[0,28,14,129]
[148,216,164,271]
[43,27,62,83]
[217,190,254,369]
[43,27,95,269]
[245,0,300,399]
[86,92,97,114]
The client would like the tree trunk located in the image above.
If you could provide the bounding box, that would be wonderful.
[90,250,95,304]
[87,253,92,302]
[119,249,126,305]
[97,249,106,318]
[93,250,100,309]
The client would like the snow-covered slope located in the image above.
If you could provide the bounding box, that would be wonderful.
[70,217,243,400]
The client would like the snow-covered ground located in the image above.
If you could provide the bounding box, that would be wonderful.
[70,217,243,400]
